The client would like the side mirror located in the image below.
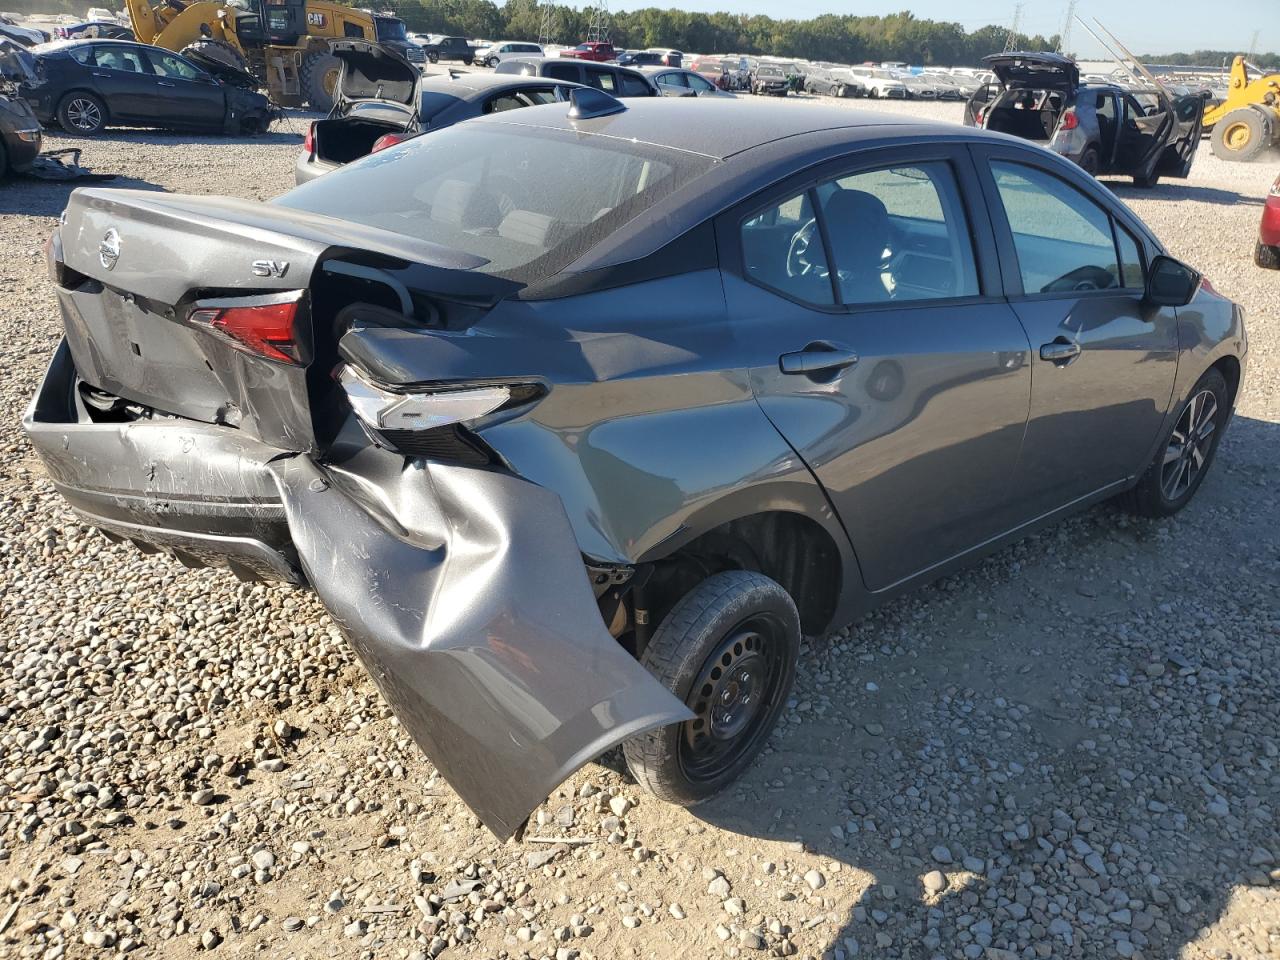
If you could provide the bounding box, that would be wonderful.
[1146,255,1199,307]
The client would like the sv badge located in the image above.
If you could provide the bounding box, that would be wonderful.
[251,259,290,278]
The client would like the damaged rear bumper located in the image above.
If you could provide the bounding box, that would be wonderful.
[23,340,691,838]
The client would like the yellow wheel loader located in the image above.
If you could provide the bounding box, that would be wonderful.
[121,0,422,111]
[1204,56,1280,162]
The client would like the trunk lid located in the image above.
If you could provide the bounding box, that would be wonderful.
[983,52,1079,91]
[53,188,500,449]
[330,38,419,121]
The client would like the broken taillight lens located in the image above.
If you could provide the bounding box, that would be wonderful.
[371,132,412,154]
[974,108,985,126]
[190,297,303,364]
[303,122,315,154]
[1059,110,1079,131]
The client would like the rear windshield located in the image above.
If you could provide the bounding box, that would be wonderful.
[276,121,716,284]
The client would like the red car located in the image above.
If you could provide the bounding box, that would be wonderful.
[1257,171,1280,269]
[558,41,616,62]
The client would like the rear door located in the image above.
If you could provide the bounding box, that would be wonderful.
[84,43,155,121]
[653,69,690,96]
[973,146,1179,518]
[143,49,224,129]
[582,63,620,94]
[1157,94,1206,177]
[720,143,1033,593]
[964,82,997,125]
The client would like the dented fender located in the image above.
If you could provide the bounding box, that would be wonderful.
[268,455,693,839]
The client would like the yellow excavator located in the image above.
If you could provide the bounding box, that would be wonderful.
[121,0,422,110]
[1204,56,1280,161]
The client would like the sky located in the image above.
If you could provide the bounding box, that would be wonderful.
[610,0,1280,57]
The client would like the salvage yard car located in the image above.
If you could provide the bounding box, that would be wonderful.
[965,52,1204,186]
[0,42,41,176]
[22,38,272,134]
[25,94,1246,839]
[1257,171,1280,269]
[296,40,579,183]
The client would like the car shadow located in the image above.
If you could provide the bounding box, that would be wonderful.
[677,412,1278,958]
[0,172,164,217]
[1106,181,1265,206]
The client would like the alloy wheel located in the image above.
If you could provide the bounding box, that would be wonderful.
[1161,388,1218,501]
[679,614,787,784]
[66,98,102,132]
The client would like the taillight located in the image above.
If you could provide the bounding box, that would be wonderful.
[303,122,315,154]
[190,296,303,364]
[1059,109,1079,131]
[371,132,411,153]
[975,108,985,125]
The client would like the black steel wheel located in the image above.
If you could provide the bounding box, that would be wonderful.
[624,571,800,805]
[1122,367,1230,517]
[1078,146,1100,176]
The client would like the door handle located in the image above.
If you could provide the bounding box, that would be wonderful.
[156,81,176,87]
[92,71,110,77]
[779,343,860,376]
[1040,339,1082,365]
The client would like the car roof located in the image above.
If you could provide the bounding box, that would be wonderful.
[422,72,573,95]
[471,96,961,161]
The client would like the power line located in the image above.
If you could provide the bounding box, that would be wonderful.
[537,0,557,46]
[1002,2,1023,54]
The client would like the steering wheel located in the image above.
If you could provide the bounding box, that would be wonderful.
[786,219,822,278]
[1041,264,1115,294]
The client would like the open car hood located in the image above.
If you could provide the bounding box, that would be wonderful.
[330,38,419,117]
[983,51,1079,90]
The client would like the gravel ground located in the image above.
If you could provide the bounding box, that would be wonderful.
[1,94,1277,960]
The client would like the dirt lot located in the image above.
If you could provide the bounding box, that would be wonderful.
[0,95,1277,960]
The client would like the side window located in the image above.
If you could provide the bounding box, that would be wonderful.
[585,68,618,93]
[1115,223,1145,289]
[522,87,561,105]
[656,72,687,91]
[69,45,95,65]
[148,51,202,80]
[95,47,146,72]
[1095,91,1115,122]
[817,162,979,304]
[619,73,652,97]
[740,190,833,306]
[688,73,718,93]
[544,61,578,82]
[990,161,1121,294]
[343,21,365,38]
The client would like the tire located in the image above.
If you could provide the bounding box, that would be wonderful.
[462,57,473,65]
[1078,146,1100,177]
[1210,108,1268,161]
[300,50,341,112]
[835,83,845,98]
[1256,241,1280,270]
[485,55,497,67]
[1121,367,1229,518]
[427,51,439,64]
[868,86,879,99]
[57,92,106,134]
[623,571,801,806]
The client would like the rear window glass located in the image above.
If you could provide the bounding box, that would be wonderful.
[418,90,465,122]
[276,124,715,284]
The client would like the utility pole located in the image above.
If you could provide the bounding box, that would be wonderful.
[586,0,609,43]
[1058,0,1076,55]
[1003,3,1023,54]
[1247,28,1260,59]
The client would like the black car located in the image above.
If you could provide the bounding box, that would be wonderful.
[420,35,475,65]
[749,62,789,96]
[965,52,1204,186]
[52,20,134,42]
[615,51,663,68]
[296,40,579,183]
[25,95,1245,839]
[804,67,864,98]
[495,57,657,97]
[21,39,272,135]
[0,41,41,175]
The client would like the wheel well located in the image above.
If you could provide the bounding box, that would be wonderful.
[640,512,842,639]
[1212,355,1241,408]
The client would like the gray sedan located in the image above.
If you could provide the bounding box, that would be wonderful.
[27,93,1245,839]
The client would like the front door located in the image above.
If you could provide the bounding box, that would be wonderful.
[720,144,1033,593]
[143,50,225,130]
[975,149,1179,518]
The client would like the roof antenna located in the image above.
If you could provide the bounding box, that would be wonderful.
[567,87,626,119]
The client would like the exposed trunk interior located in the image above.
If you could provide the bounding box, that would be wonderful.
[984,90,1065,142]
[313,117,402,165]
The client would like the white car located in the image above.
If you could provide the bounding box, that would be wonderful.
[476,41,544,67]
[846,66,908,99]
[85,7,115,21]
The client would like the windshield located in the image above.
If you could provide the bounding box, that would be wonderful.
[757,65,782,77]
[276,122,716,284]
[374,17,407,42]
